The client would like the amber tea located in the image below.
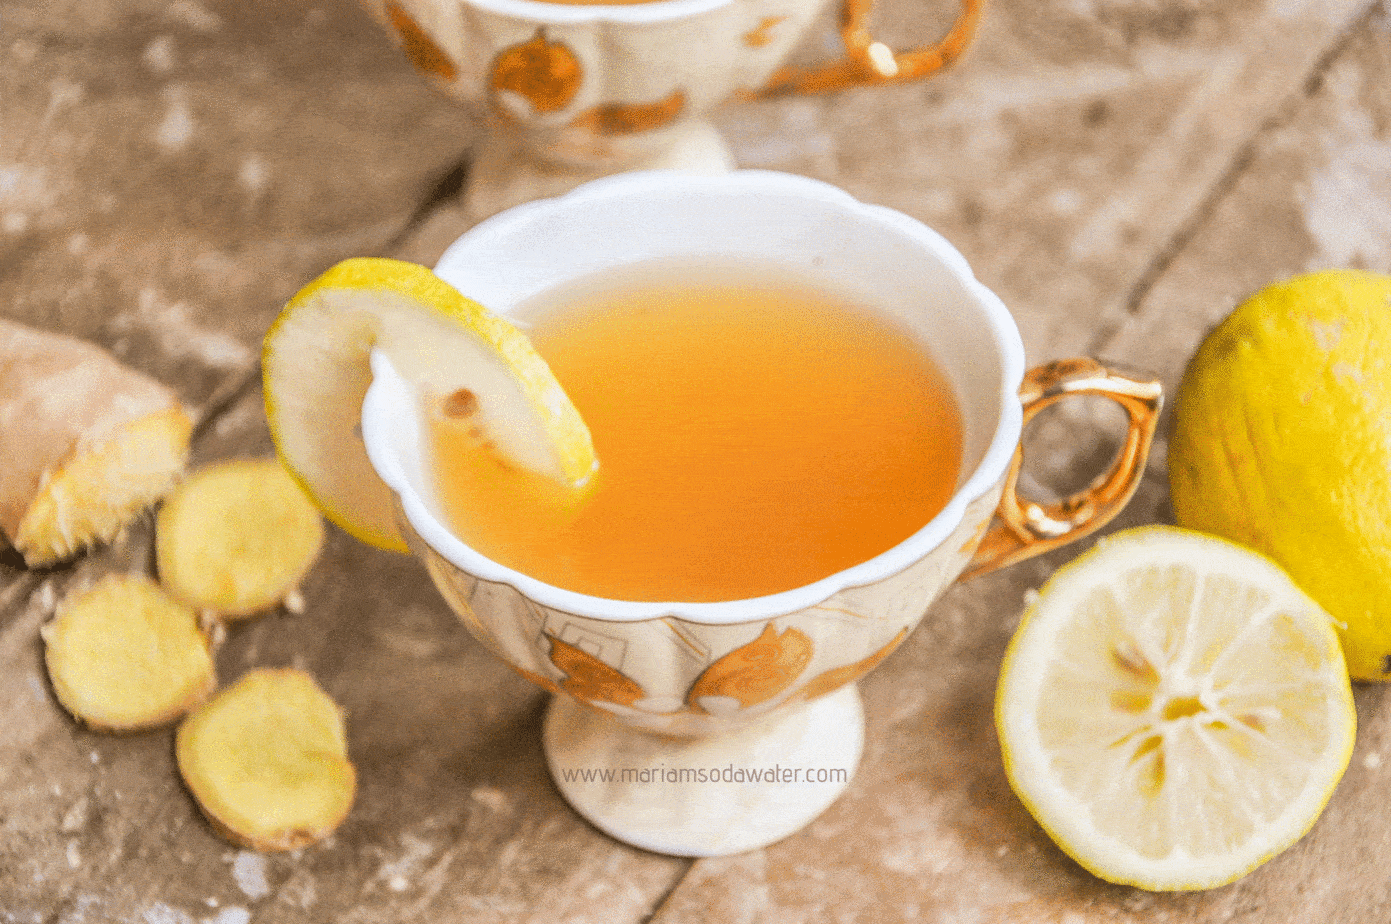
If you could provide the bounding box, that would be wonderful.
[430,258,964,603]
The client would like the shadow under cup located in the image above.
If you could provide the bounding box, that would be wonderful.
[362,170,1027,734]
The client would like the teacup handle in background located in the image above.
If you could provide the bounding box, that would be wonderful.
[962,358,1163,580]
[757,0,984,96]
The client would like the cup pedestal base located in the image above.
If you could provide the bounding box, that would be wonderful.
[463,119,735,222]
[542,684,864,857]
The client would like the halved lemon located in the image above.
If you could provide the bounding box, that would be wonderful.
[996,526,1355,891]
[262,258,596,552]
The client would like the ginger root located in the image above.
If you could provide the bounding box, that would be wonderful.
[176,668,356,851]
[156,458,325,619]
[42,574,216,732]
[0,320,192,566]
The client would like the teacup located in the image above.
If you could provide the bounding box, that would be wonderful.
[360,170,1162,855]
[358,0,982,218]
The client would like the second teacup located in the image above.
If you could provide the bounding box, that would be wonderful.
[359,0,983,217]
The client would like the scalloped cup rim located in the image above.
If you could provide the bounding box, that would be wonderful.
[364,170,1026,625]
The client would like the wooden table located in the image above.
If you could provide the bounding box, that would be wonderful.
[3,0,1389,920]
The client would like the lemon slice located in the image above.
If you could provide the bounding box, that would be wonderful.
[996,526,1355,891]
[262,257,596,552]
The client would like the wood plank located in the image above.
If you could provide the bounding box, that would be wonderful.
[0,0,472,409]
[649,4,1391,921]
[0,385,688,922]
[2,0,1385,919]
[0,0,468,658]
[0,2,688,920]
[1100,3,1391,388]
[715,0,1370,359]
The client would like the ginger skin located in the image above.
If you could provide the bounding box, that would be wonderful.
[0,320,191,566]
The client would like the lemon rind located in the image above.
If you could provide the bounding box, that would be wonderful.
[263,257,595,552]
[1169,270,1391,682]
[996,526,1355,891]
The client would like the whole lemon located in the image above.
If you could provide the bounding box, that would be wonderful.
[1169,269,1391,680]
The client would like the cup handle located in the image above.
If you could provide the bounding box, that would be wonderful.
[757,0,984,96]
[961,357,1163,581]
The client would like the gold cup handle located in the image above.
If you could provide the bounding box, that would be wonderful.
[758,0,984,96]
[962,358,1164,581]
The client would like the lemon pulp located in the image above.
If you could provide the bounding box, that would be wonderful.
[262,257,596,552]
[996,526,1355,891]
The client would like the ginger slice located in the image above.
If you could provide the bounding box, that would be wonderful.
[0,319,192,566]
[43,574,216,732]
[176,668,356,851]
[156,458,325,619]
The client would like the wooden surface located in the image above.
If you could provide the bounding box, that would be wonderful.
[3,0,1389,920]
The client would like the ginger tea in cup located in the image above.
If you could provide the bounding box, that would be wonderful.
[362,171,1160,857]
[428,257,964,603]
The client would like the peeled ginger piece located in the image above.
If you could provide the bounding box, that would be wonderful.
[0,320,192,566]
[157,459,325,619]
[176,668,356,851]
[43,574,216,732]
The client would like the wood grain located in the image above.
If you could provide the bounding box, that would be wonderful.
[1,0,1387,920]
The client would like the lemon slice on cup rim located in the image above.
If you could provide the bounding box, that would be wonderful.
[995,525,1355,891]
[262,257,596,553]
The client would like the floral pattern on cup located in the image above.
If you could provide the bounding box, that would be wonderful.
[486,30,690,137]
[406,473,1004,737]
[547,634,648,707]
[384,1,458,80]
[794,626,908,703]
[361,0,838,168]
[489,30,583,115]
[742,15,786,47]
[686,624,814,716]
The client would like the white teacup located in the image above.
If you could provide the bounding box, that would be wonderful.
[361,170,1162,855]
[359,0,982,218]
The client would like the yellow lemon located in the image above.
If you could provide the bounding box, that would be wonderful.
[996,526,1355,891]
[1169,269,1391,680]
[262,257,596,553]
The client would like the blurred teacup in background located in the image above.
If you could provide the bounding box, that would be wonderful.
[359,0,982,218]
